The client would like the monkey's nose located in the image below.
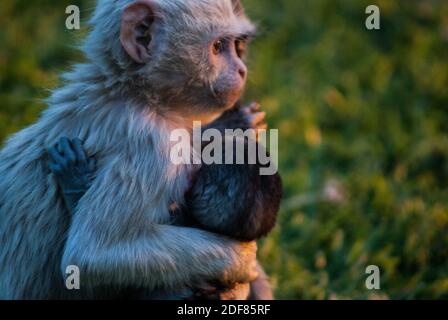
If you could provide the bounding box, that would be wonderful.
[238,67,247,80]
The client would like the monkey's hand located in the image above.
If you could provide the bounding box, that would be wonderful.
[213,240,259,288]
[185,240,258,300]
[190,281,251,300]
[205,101,265,132]
[193,241,258,299]
[189,249,256,300]
[47,137,96,214]
[241,102,267,131]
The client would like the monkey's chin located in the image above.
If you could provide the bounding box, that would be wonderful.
[217,91,243,111]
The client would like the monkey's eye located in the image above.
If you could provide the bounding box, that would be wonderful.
[235,39,247,58]
[212,39,226,55]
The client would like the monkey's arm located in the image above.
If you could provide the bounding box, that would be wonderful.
[63,215,257,291]
[60,160,258,292]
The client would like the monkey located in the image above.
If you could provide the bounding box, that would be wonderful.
[181,102,282,243]
[46,102,282,299]
[176,102,282,300]
[0,0,274,299]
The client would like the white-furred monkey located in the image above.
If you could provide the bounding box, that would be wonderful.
[0,0,280,299]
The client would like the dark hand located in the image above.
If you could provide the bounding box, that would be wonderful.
[47,137,96,213]
[240,102,267,131]
[206,101,267,133]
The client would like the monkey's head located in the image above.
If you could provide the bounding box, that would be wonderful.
[85,0,256,117]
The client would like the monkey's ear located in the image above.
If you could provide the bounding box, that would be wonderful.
[231,0,245,15]
[120,0,160,64]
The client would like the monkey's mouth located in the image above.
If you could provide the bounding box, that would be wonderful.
[214,88,244,110]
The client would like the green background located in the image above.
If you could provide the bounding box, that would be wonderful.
[1,0,448,299]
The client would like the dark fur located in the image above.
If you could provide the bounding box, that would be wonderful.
[177,106,282,242]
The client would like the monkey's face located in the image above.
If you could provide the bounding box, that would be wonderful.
[204,35,249,110]
[119,0,256,117]
[156,33,252,116]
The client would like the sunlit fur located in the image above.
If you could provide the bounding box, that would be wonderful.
[0,0,257,299]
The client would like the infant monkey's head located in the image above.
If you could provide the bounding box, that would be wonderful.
[87,0,256,116]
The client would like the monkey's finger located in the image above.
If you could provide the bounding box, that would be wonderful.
[87,156,97,172]
[242,103,261,118]
[60,137,76,164]
[72,138,87,164]
[241,106,252,115]
[48,161,62,174]
[248,102,261,112]
[251,112,266,125]
[47,147,66,166]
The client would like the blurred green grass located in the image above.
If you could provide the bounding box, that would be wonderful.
[1,0,448,299]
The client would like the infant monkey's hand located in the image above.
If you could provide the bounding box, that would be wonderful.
[47,137,96,213]
[241,102,268,131]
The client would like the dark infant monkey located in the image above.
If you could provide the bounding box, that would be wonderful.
[48,102,282,300]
